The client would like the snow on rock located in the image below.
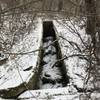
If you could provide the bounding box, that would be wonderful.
[53,19,89,88]
[18,87,78,100]
[0,18,42,89]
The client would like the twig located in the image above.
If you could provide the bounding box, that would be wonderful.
[59,36,82,52]
[4,38,59,55]
[67,17,87,47]
[52,54,88,68]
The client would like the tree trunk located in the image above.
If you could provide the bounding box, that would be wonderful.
[85,0,96,48]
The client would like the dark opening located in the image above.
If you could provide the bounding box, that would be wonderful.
[43,21,56,38]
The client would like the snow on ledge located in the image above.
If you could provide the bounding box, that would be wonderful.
[19,87,78,100]
[19,88,100,100]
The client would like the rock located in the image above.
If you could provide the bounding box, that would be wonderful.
[42,77,55,85]
[0,58,8,66]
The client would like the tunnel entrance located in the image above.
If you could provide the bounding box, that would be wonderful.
[38,21,69,89]
[43,21,56,38]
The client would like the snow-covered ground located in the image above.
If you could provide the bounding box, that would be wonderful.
[18,18,98,100]
[0,18,42,89]
[0,18,100,100]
